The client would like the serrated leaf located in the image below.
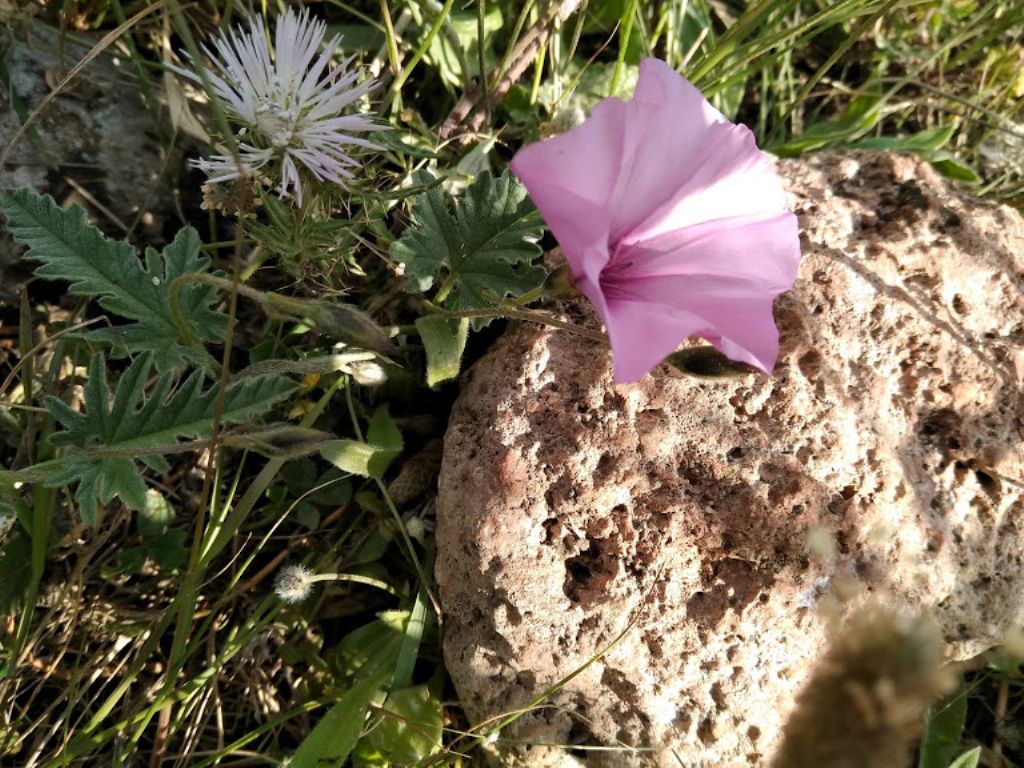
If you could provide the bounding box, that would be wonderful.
[1,188,226,371]
[390,171,546,329]
[41,352,294,522]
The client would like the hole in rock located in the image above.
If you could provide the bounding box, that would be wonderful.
[541,517,560,545]
[563,537,618,605]
[566,719,594,749]
[697,717,715,745]
[975,468,999,497]
[919,408,963,454]
[797,349,822,378]
[596,453,618,479]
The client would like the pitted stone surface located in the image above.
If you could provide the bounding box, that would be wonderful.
[1,25,181,297]
[435,151,1024,766]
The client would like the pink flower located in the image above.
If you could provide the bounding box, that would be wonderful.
[510,58,800,383]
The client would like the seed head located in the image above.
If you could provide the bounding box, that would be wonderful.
[274,564,316,604]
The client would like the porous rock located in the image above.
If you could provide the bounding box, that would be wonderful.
[435,151,1024,766]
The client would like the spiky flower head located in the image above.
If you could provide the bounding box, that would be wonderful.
[180,8,379,204]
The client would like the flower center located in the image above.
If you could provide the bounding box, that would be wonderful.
[598,244,637,300]
[254,104,296,149]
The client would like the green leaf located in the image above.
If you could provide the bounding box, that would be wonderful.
[929,155,981,184]
[918,686,968,768]
[41,352,294,523]
[366,684,443,764]
[146,528,188,571]
[947,747,981,768]
[1,188,226,371]
[416,315,468,387]
[136,490,186,571]
[320,440,383,479]
[290,617,405,768]
[289,670,389,768]
[852,124,956,153]
[366,406,402,454]
[137,489,175,539]
[320,406,402,479]
[333,614,406,680]
[770,95,882,156]
[221,424,337,459]
[392,587,429,690]
[391,170,546,329]
[426,7,503,88]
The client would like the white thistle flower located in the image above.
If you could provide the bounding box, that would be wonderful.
[180,9,379,204]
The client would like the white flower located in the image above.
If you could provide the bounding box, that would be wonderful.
[274,564,316,604]
[180,9,379,203]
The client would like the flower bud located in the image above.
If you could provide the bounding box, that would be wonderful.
[348,360,387,386]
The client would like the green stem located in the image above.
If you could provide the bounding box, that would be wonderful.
[610,0,640,95]
[198,378,343,568]
[166,0,239,159]
[164,231,246,726]
[341,384,440,615]
[389,0,456,98]
[431,273,458,305]
[424,302,607,343]
[379,0,402,79]
[108,0,163,137]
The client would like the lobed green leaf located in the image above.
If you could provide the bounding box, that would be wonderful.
[41,352,294,523]
[390,170,546,329]
[1,188,226,371]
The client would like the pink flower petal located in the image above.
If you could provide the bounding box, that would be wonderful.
[615,212,800,289]
[605,58,731,242]
[602,214,800,379]
[623,123,789,246]
[509,98,626,210]
[603,297,707,382]
[604,285,780,382]
[511,57,801,384]
[510,99,627,281]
